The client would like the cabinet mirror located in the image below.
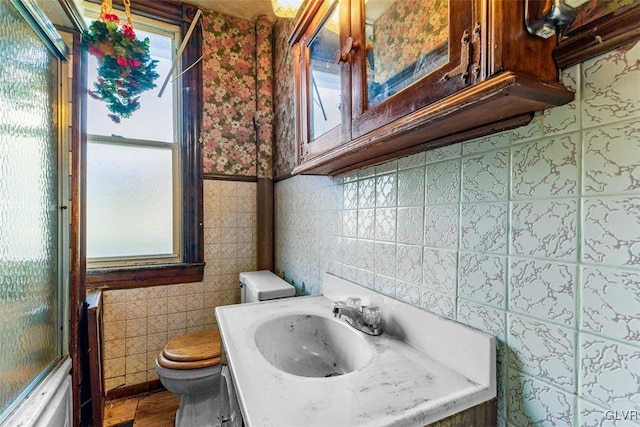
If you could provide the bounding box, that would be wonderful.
[364,0,449,108]
[308,3,342,140]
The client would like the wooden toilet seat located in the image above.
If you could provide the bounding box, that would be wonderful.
[157,329,222,370]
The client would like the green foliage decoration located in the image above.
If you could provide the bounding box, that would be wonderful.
[82,14,159,123]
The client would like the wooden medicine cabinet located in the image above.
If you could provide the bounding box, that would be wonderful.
[289,0,575,175]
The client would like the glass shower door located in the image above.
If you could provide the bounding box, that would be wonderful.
[0,0,64,420]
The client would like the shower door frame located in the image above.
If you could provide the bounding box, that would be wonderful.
[0,0,80,425]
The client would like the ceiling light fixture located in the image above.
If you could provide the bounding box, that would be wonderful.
[271,0,303,18]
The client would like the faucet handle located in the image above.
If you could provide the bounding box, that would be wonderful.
[362,305,381,328]
[346,297,362,310]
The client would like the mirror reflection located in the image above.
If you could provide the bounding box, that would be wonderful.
[365,0,449,107]
[308,3,341,141]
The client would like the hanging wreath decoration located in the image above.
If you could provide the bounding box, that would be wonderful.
[82,0,159,123]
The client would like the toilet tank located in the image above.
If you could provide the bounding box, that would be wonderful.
[239,270,295,303]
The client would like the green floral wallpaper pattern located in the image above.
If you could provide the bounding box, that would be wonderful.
[201,11,257,176]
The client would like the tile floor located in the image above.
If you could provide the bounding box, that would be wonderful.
[103,390,179,427]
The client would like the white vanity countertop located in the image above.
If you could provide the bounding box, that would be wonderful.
[216,275,496,427]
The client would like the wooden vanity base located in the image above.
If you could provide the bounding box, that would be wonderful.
[427,398,497,427]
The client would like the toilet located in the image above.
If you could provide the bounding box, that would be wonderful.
[155,270,295,427]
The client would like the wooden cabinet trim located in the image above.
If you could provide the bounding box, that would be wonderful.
[288,0,327,46]
[330,114,534,176]
[293,0,347,163]
[350,0,475,139]
[554,3,640,69]
[293,71,573,175]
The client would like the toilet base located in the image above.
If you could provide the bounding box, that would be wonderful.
[156,361,222,427]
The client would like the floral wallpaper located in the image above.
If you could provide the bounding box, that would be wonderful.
[256,15,274,179]
[201,11,257,176]
[272,17,297,178]
[371,0,448,84]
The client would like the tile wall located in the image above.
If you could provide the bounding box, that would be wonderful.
[274,42,640,426]
[102,180,257,392]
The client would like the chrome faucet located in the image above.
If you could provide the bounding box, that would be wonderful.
[332,298,382,336]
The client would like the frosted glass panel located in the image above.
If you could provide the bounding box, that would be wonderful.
[87,142,175,258]
[0,0,60,417]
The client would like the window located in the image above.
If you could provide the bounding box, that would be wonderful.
[86,11,180,266]
[84,2,203,287]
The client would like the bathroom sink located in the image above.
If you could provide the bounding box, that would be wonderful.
[217,274,497,426]
[254,313,373,378]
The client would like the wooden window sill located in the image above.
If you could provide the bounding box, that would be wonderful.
[86,262,205,290]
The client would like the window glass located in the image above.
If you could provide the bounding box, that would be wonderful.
[86,27,175,142]
[87,142,175,258]
[85,7,181,266]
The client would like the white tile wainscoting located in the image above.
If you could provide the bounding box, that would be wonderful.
[274,42,640,427]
